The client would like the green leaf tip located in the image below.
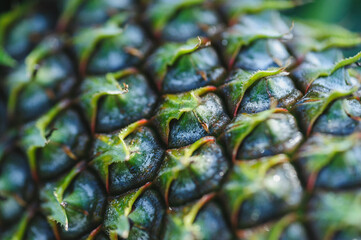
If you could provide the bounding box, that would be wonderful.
[91,119,148,192]
[148,36,211,90]
[222,11,292,67]
[157,136,215,206]
[307,51,361,92]
[41,161,86,231]
[25,36,65,78]
[0,1,34,67]
[224,108,288,162]
[164,193,215,239]
[104,183,151,240]
[147,0,206,33]
[57,0,85,31]
[74,24,123,75]
[80,69,131,133]
[219,0,306,23]
[221,66,287,116]
[0,47,16,67]
[310,191,361,239]
[223,154,291,227]
[6,36,66,117]
[296,133,361,191]
[153,86,216,145]
[294,87,358,136]
[291,18,361,55]
[21,100,71,181]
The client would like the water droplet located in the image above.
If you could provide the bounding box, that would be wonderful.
[273,175,280,182]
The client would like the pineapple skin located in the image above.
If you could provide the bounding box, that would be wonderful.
[0,0,361,239]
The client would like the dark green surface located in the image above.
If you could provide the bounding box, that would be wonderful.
[0,0,361,239]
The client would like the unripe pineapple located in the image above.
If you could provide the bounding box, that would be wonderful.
[1,0,361,239]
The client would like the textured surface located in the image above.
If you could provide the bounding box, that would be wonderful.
[0,0,361,239]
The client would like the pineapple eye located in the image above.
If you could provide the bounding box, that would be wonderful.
[1,1,361,239]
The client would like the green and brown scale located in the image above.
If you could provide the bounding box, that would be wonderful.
[1,0,361,239]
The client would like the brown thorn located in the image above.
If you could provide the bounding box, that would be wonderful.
[307,172,317,192]
[192,110,210,133]
[45,89,56,100]
[51,221,61,240]
[13,194,27,207]
[124,47,143,58]
[198,70,208,82]
[62,145,77,160]
[88,224,103,239]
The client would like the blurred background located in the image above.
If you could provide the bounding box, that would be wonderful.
[1,0,360,32]
[284,0,361,32]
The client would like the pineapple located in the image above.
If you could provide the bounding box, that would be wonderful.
[1,0,361,239]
